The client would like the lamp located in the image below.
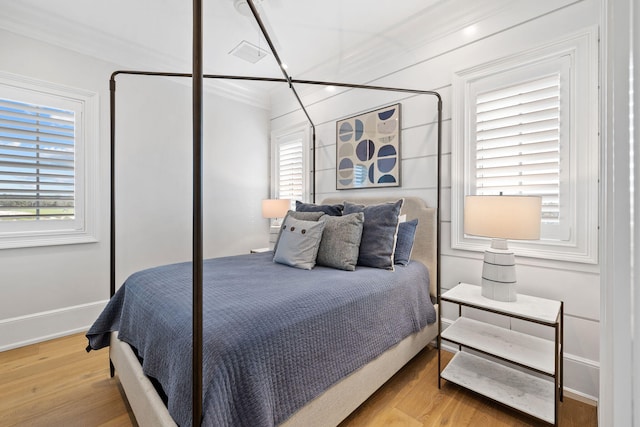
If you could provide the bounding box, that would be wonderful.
[262,199,291,224]
[464,195,541,302]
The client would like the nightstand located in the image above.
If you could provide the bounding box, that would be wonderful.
[438,283,563,426]
[250,247,271,254]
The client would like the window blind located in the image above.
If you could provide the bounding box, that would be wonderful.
[277,139,303,207]
[0,98,75,221]
[474,74,560,223]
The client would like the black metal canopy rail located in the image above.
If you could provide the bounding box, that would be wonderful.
[108,0,442,425]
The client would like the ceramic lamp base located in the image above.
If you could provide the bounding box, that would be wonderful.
[481,239,517,302]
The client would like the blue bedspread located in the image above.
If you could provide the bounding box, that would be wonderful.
[87,252,435,427]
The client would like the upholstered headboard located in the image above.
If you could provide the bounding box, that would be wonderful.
[321,196,438,298]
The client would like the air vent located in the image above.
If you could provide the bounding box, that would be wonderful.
[229,40,269,64]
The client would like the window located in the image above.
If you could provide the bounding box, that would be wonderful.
[0,99,76,221]
[271,124,309,213]
[451,30,598,264]
[0,72,98,249]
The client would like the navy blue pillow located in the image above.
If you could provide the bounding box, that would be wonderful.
[343,199,403,270]
[395,219,418,265]
[296,201,343,216]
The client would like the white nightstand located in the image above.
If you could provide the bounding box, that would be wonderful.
[438,283,563,426]
[250,247,271,254]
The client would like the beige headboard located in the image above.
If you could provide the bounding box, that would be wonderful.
[321,196,438,298]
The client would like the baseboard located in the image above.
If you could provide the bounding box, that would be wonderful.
[0,300,108,352]
[563,388,598,406]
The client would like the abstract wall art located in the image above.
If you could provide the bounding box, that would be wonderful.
[336,103,401,190]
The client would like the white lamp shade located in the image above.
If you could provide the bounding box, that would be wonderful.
[464,195,541,240]
[262,199,291,219]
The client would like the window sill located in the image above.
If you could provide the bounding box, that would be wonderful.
[449,235,599,273]
[0,231,98,250]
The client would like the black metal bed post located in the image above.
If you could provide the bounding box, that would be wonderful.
[109,73,117,379]
[312,127,317,204]
[109,74,117,300]
[436,97,442,304]
[436,96,443,389]
[192,0,204,424]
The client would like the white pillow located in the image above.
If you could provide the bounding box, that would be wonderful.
[273,216,326,270]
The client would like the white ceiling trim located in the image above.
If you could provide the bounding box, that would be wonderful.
[0,2,271,109]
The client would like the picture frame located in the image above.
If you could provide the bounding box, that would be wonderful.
[335,103,401,190]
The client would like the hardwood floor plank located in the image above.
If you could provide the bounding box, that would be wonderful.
[0,334,597,427]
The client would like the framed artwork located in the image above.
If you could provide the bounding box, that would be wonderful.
[336,103,401,190]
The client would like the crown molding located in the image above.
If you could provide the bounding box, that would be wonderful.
[0,2,271,109]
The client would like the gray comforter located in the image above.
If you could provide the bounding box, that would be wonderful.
[87,252,436,427]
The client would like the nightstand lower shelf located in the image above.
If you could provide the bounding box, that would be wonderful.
[442,317,556,375]
[441,351,555,424]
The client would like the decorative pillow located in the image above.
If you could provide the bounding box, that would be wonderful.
[296,201,344,216]
[273,210,325,255]
[273,217,326,270]
[394,219,418,265]
[316,212,364,271]
[343,199,404,270]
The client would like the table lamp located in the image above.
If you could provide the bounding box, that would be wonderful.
[464,195,541,302]
[262,199,291,225]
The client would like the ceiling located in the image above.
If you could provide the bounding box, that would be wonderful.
[0,0,510,106]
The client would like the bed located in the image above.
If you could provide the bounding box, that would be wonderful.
[93,2,442,425]
[87,196,439,426]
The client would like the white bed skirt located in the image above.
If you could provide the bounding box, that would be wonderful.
[109,306,438,427]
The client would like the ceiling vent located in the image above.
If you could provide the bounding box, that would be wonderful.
[229,40,270,64]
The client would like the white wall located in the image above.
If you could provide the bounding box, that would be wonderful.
[270,0,600,401]
[113,75,271,284]
[0,29,271,350]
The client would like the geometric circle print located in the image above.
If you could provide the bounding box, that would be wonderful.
[335,103,401,190]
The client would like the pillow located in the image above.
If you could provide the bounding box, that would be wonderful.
[273,216,326,270]
[343,199,404,270]
[394,219,418,265]
[273,210,325,255]
[316,212,364,271]
[296,201,344,216]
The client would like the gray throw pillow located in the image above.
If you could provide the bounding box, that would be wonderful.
[343,199,404,270]
[273,217,326,270]
[316,212,364,271]
[273,210,325,255]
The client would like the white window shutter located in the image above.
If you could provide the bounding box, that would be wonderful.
[277,138,304,208]
[0,98,76,221]
[474,74,561,225]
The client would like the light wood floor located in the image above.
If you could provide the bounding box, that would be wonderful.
[0,333,597,427]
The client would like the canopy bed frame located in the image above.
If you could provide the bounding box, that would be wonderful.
[106,1,443,425]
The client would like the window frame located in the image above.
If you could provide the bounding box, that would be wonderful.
[451,28,599,265]
[0,72,99,249]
